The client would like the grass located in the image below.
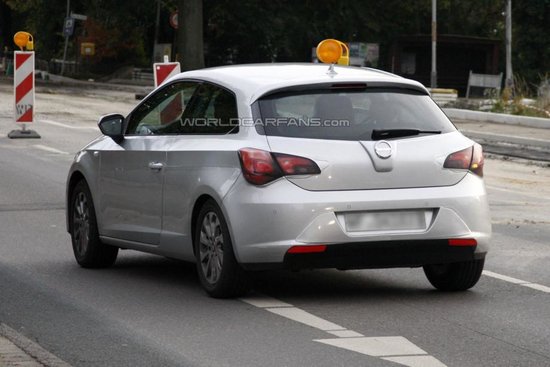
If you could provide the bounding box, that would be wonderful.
[488,75,550,118]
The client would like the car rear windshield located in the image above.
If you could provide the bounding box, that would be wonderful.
[256,88,455,141]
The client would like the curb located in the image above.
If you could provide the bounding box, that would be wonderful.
[444,108,550,129]
[0,335,42,366]
[34,79,148,94]
[0,323,71,367]
[461,130,550,162]
[461,130,550,149]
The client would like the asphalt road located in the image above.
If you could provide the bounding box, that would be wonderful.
[1,83,550,367]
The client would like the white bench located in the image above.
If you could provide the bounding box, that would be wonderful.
[429,88,458,106]
[466,70,503,98]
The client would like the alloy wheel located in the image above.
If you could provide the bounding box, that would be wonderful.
[73,191,90,256]
[199,211,224,284]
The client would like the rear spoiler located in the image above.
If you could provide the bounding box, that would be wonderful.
[255,81,429,101]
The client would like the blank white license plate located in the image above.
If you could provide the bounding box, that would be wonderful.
[344,210,429,232]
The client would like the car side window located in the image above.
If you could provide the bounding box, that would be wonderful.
[179,83,239,134]
[125,82,198,135]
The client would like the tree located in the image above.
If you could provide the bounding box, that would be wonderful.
[78,1,157,70]
[177,0,204,70]
[1,0,547,91]
[512,0,550,88]
[2,0,66,60]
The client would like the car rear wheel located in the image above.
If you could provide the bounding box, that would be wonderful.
[423,258,485,291]
[70,180,118,268]
[194,199,249,298]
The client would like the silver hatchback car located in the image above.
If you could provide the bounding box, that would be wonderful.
[66,63,491,297]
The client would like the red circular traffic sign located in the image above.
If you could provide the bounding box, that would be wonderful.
[170,11,178,29]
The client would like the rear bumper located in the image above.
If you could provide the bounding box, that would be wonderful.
[284,240,485,270]
[222,172,491,268]
[243,240,485,271]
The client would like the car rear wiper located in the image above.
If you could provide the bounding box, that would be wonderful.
[371,129,441,140]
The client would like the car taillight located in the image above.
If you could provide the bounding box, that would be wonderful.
[238,148,321,186]
[470,143,484,177]
[448,238,477,247]
[238,148,281,185]
[272,153,321,175]
[443,143,484,177]
[287,245,327,254]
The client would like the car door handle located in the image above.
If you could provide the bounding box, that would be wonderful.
[148,162,165,171]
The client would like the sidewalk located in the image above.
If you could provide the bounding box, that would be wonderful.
[0,324,71,367]
[452,119,550,162]
[0,73,149,94]
[454,119,550,142]
[0,335,43,366]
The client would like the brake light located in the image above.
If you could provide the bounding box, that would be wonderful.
[287,245,327,254]
[448,238,477,247]
[330,83,367,89]
[238,148,320,186]
[443,143,484,177]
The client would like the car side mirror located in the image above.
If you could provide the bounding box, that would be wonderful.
[98,114,124,143]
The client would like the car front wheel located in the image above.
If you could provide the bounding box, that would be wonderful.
[423,258,485,291]
[70,180,118,268]
[194,199,249,298]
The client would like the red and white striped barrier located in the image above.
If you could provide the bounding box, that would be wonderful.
[154,60,181,87]
[14,51,35,123]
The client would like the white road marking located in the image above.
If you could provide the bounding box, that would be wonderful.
[33,144,70,155]
[382,355,448,367]
[314,336,427,357]
[483,270,528,284]
[326,330,364,338]
[240,295,292,308]
[41,119,98,131]
[483,270,550,293]
[240,294,447,366]
[266,307,345,331]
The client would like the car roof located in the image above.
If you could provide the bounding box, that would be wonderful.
[169,63,429,104]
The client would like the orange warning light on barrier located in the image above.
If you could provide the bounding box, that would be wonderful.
[14,31,34,51]
[316,39,349,66]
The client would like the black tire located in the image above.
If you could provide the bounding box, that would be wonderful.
[70,180,118,268]
[423,258,485,291]
[194,199,249,298]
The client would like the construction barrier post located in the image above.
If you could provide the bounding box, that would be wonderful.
[8,51,40,139]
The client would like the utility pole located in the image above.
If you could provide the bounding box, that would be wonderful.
[60,0,70,76]
[505,0,513,92]
[430,0,437,88]
[177,0,204,71]
[152,0,161,64]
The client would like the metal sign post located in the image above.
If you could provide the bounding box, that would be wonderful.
[60,0,71,76]
[60,7,88,76]
[430,0,437,89]
[505,0,514,93]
